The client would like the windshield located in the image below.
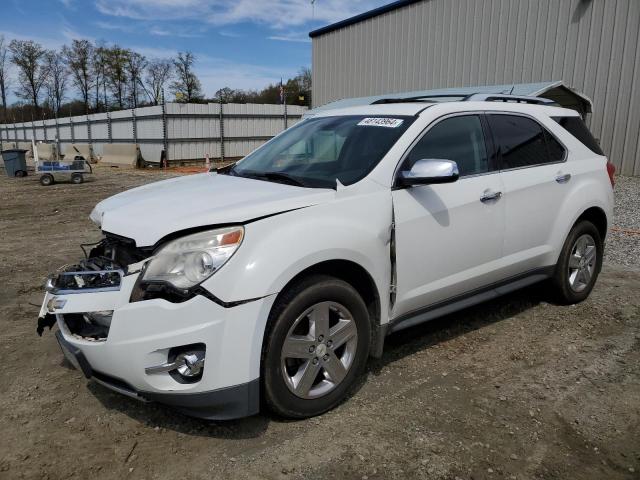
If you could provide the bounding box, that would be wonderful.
[228,115,415,188]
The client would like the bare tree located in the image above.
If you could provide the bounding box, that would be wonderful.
[44,50,67,113]
[92,43,109,111]
[9,39,47,112]
[62,39,93,113]
[0,35,10,117]
[104,46,129,109]
[126,51,146,107]
[214,87,234,103]
[170,51,203,102]
[143,58,172,105]
[297,66,311,92]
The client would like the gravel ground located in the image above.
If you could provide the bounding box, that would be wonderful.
[605,175,640,269]
[0,169,638,480]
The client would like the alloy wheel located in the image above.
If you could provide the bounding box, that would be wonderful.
[567,233,597,292]
[280,301,358,399]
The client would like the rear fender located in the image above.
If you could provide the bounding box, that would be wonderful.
[548,165,612,264]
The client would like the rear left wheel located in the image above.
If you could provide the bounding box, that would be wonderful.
[551,220,603,304]
[262,275,370,418]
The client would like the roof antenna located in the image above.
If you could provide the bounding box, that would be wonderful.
[509,84,515,95]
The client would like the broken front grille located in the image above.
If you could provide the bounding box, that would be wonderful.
[46,269,124,293]
[46,235,152,294]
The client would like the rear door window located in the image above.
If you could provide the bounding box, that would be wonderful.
[545,130,565,162]
[488,114,565,169]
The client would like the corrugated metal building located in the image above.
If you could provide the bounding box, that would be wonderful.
[310,0,640,175]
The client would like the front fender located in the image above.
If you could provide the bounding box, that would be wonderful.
[202,189,393,322]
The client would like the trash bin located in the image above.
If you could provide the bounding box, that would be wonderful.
[1,149,28,177]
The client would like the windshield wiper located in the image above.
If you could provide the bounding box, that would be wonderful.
[234,169,308,187]
[261,171,308,187]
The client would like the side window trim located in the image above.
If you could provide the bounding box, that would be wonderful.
[393,112,497,186]
[479,113,500,172]
[485,111,568,172]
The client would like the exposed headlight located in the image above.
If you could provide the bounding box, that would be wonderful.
[141,226,244,290]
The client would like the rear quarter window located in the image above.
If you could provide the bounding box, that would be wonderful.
[552,116,604,155]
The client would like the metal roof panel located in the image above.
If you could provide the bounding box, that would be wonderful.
[309,0,423,38]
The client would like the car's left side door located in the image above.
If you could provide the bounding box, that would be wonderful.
[391,113,506,319]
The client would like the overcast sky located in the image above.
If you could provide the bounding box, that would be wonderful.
[0,0,390,102]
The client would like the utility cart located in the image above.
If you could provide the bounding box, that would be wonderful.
[36,157,93,186]
[32,140,93,186]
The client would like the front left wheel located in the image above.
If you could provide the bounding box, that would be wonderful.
[39,174,54,186]
[262,275,371,418]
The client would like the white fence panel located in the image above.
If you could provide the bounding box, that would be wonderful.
[1,102,307,163]
[58,122,71,140]
[73,122,88,141]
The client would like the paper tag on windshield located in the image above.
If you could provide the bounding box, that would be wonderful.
[357,117,404,128]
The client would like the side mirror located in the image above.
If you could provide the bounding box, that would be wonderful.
[397,159,459,187]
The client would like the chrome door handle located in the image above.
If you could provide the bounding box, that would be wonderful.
[556,173,571,183]
[480,191,502,202]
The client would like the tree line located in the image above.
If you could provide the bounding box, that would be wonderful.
[213,68,311,108]
[0,35,311,124]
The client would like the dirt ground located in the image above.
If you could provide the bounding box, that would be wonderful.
[0,167,638,480]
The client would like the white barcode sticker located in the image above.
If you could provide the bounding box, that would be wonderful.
[357,117,404,128]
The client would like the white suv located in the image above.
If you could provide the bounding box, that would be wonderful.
[38,94,615,420]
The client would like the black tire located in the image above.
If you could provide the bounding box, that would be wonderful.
[262,274,371,418]
[551,220,603,304]
[14,170,26,178]
[71,173,84,184]
[40,174,54,186]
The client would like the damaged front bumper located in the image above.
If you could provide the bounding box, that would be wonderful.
[38,255,275,420]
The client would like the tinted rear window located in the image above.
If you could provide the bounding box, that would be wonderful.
[488,114,564,169]
[552,116,604,155]
[544,130,565,163]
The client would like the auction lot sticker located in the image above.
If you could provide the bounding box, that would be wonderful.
[357,117,404,128]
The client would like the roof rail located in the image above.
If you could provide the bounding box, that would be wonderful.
[465,93,557,105]
[371,94,472,104]
[369,92,557,106]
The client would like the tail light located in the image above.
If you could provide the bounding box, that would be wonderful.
[606,161,616,188]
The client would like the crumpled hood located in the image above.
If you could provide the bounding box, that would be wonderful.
[90,172,334,246]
